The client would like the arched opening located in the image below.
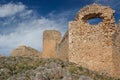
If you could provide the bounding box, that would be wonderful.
[87,18,103,25]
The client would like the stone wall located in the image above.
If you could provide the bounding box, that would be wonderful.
[69,4,119,77]
[11,45,40,57]
[9,4,120,78]
[112,22,120,77]
[57,31,69,61]
[113,39,120,77]
[41,4,120,78]
[42,30,61,58]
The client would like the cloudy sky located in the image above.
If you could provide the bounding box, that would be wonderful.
[0,0,120,56]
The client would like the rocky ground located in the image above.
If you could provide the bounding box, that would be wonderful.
[0,57,119,80]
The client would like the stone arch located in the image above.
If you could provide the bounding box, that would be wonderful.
[69,4,118,77]
[75,4,116,29]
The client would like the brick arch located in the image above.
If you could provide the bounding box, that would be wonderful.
[75,4,115,27]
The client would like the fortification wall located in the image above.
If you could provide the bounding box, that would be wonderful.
[68,4,119,77]
[112,24,120,77]
[11,45,40,57]
[57,31,69,61]
[42,30,61,58]
[41,4,120,78]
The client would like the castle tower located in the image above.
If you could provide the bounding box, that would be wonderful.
[68,4,120,77]
[42,30,61,58]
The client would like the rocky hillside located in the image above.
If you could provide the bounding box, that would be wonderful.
[0,56,119,80]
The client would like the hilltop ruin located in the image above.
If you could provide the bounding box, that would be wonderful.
[11,4,120,78]
[42,4,120,78]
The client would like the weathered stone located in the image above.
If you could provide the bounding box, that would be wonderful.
[41,4,120,78]
[68,4,120,78]
[10,45,40,57]
[79,75,93,80]
[9,3,120,78]
[56,31,69,61]
[42,30,62,58]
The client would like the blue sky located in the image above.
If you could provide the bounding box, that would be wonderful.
[0,0,120,56]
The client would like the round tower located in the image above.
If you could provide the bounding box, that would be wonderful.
[42,30,61,58]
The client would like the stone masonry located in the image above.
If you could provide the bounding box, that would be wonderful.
[41,4,120,78]
[11,45,41,57]
[9,4,120,78]
[69,4,119,77]
[42,30,61,58]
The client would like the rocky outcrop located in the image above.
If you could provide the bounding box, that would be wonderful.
[10,45,41,57]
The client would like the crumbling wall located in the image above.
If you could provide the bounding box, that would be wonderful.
[69,4,118,77]
[41,4,120,78]
[112,22,120,77]
[57,31,69,61]
[42,30,61,58]
[11,45,40,57]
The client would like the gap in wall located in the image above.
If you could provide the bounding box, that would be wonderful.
[87,18,103,25]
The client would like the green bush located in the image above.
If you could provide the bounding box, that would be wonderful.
[69,65,77,73]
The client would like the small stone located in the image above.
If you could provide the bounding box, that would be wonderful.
[79,75,93,80]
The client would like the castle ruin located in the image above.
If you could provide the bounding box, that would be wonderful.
[42,4,120,78]
[10,4,120,78]
[42,30,61,58]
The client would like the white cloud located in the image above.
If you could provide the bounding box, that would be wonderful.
[0,18,67,55]
[0,3,71,56]
[0,3,25,17]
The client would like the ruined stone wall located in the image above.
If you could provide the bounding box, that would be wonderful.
[68,4,119,77]
[11,45,40,57]
[112,22,120,77]
[41,4,120,78]
[57,31,69,61]
[42,30,61,58]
